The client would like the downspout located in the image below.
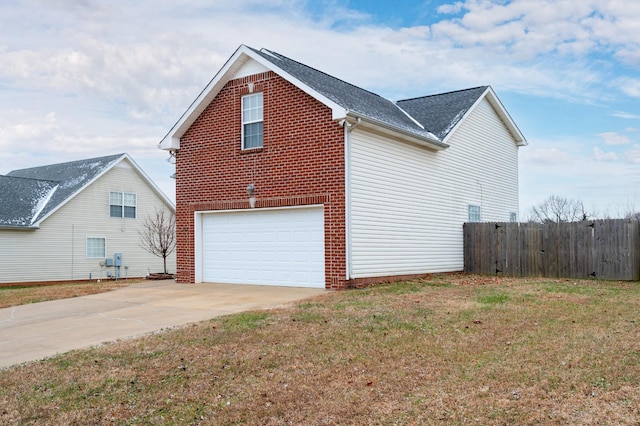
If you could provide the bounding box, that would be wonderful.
[341,117,361,282]
[71,224,74,280]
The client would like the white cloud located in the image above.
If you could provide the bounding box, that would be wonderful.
[2,0,640,209]
[593,146,618,161]
[612,111,640,119]
[598,131,631,145]
[624,145,640,164]
[521,147,572,164]
[614,77,640,98]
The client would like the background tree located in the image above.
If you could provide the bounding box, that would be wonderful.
[138,208,176,275]
[528,195,588,223]
[626,211,640,220]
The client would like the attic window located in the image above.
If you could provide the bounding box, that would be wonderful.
[242,93,263,149]
[110,192,137,218]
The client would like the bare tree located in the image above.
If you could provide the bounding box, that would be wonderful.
[138,208,176,275]
[529,195,588,223]
[626,211,640,220]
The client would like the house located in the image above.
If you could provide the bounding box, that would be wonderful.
[0,153,176,284]
[159,45,526,289]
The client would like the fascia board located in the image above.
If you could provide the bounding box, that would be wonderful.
[158,45,252,151]
[32,154,175,227]
[441,86,527,146]
[159,45,348,151]
[254,50,346,120]
[31,154,128,226]
[124,154,176,211]
[485,87,528,146]
[347,113,449,151]
[0,225,39,230]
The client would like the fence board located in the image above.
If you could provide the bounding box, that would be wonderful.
[464,219,640,281]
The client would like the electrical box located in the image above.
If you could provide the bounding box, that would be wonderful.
[105,258,113,267]
[114,253,122,267]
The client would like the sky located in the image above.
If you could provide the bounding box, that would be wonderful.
[1,0,639,218]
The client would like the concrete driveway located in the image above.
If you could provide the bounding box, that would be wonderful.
[0,280,325,369]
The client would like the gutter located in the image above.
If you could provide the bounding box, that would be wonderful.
[0,225,39,230]
[345,112,449,151]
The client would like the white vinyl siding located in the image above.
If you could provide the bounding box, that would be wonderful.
[349,97,519,278]
[0,160,176,283]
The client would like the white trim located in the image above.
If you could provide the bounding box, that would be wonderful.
[31,154,175,227]
[109,191,137,219]
[344,123,352,280]
[86,236,106,258]
[442,87,527,146]
[194,211,203,283]
[241,92,264,150]
[195,205,325,287]
[159,45,348,151]
[468,205,482,222]
[194,205,325,284]
[29,184,58,226]
[346,112,447,151]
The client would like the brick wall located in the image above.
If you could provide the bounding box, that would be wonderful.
[175,71,348,289]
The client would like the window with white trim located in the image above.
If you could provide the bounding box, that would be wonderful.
[110,191,136,218]
[510,212,518,222]
[468,205,481,222]
[242,93,263,149]
[86,237,106,258]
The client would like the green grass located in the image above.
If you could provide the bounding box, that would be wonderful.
[2,275,640,425]
[476,291,511,304]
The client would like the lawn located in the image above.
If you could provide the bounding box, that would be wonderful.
[1,274,639,424]
[0,279,138,309]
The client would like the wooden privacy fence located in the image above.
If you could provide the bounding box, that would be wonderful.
[464,219,640,281]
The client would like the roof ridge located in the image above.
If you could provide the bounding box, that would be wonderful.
[259,48,393,103]
[397,86,488,103]
[9,153,125,174]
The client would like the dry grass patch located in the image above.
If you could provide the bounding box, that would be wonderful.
[1,274,639,424]
[0,280,139,308]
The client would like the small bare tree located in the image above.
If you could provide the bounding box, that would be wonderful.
[529,195,588,223]
[138,208,176,275]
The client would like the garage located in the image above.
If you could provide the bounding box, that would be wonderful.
[199,206,325,288]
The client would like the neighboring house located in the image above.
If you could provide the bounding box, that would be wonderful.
[0,153,176,284]
[159,45,526,289]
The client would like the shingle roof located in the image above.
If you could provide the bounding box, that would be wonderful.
[397,86,489,140]
[250,47,441,143]
[1,153,125,228]
[0,176,58,227]
[160,44,525,151]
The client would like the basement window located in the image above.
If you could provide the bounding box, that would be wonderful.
[86,237,106,258]
[468,205,481,222]
[110,192,137,218]
[242,92,263,149]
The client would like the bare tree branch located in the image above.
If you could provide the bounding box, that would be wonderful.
[529,195,589,223]
[138,208,176,275]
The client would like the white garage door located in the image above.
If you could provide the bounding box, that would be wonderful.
[201,206,325,288]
